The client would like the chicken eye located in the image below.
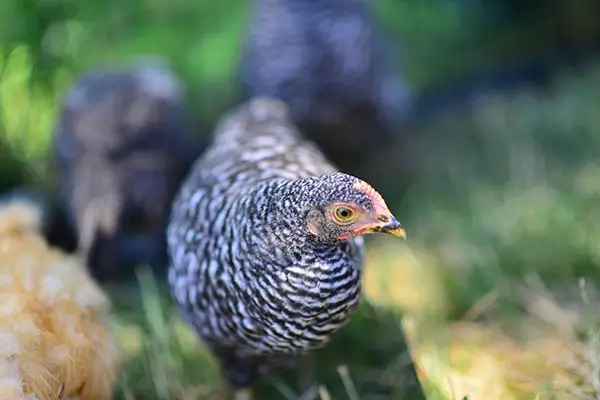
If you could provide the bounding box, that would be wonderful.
[334,206,356,223]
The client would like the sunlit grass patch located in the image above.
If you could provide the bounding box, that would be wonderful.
[402,286,600,400]
[0,46,69,178]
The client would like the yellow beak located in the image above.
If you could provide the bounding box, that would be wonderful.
[379,217,407,239]
[345,215,407,240]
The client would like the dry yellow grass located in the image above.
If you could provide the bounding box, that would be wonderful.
[403,316,596,400]
[0,200,120,400]
[364,241,599,400]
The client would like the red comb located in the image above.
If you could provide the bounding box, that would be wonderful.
[353,181,390,213]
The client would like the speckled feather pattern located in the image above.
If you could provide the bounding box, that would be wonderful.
[167,98,368,387]
[241,0,408,123]
[240,0,411,171]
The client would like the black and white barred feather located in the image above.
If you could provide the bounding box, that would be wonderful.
[168,98,371,387]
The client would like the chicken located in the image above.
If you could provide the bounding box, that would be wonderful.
[0,199,119,400]
[167,98,406,394]
[53,58,197,281]
[240,0,412,173]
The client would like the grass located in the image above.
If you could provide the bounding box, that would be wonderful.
[109,277,221,400]
[363,60,600,399]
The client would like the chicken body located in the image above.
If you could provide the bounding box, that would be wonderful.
[53,59,196,280]
[168,98,404,388]
[240,0,412,173]
[0,200,118,400]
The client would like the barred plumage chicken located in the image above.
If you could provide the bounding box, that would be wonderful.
[53,58,197,281]
[240,0,412,173]
[167,98,405,390]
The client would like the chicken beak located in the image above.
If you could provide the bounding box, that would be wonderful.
[346,215,407,240]
[378,217,407,239]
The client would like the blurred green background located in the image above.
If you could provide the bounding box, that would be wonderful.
[2,0,600,399]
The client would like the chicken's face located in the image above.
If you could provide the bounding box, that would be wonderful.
[305,174,406,243]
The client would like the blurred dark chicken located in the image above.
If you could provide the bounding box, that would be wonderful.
[240,0,412,173]
[168,98,406,394]
[53,58,197,281]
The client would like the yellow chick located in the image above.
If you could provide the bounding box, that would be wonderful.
[0,200,119,400]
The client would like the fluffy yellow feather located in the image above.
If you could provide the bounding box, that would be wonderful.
[0,200,119,400]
